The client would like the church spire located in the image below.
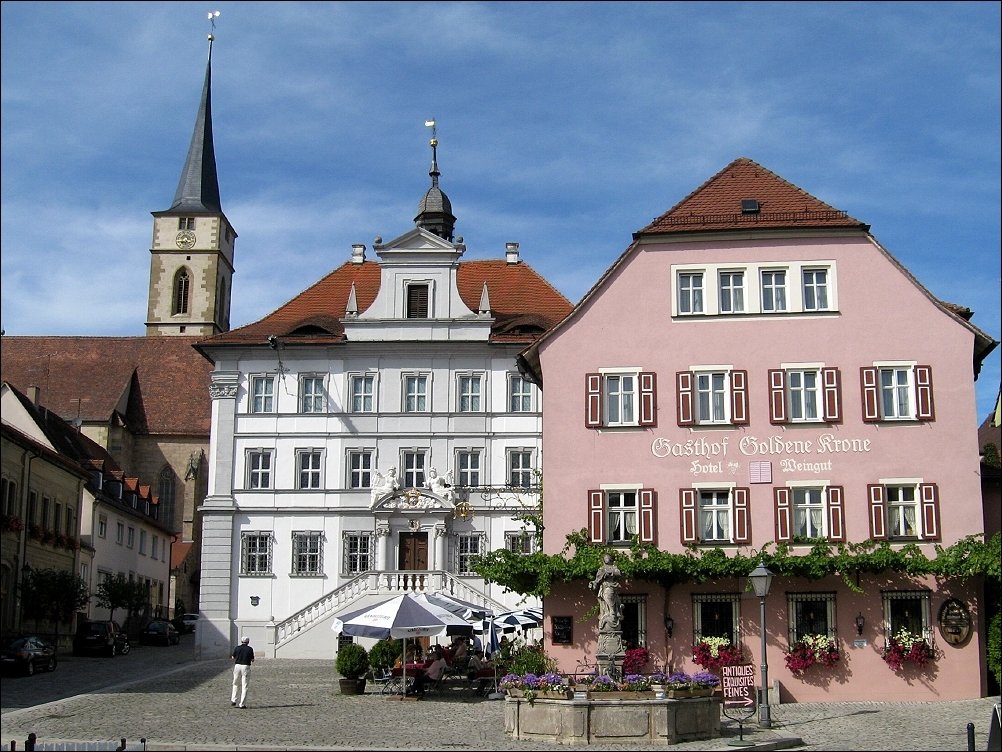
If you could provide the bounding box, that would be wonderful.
[414,119,457,241]
[167,33,221,213]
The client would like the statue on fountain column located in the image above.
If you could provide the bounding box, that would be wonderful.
[590,553,623,631]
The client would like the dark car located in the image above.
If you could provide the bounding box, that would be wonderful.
[0,636,57,676]
[139,619,180,646]
[73,620,130,656]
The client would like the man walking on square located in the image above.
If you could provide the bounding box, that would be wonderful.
[231,636,254,708]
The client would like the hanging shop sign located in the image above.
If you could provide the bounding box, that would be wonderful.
[937,598,972,646]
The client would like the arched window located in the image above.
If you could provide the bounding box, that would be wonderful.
[173,269,191,315]
[158,466,176,531]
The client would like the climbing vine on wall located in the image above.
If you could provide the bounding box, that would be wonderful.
[472,530,1001,599]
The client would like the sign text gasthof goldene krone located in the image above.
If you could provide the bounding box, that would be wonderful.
[722,663,756,708]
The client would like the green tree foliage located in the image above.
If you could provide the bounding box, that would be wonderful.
[20,568,89,636]
[988,611,1001,688]
[368,638,403,670]
[95,574,147,623]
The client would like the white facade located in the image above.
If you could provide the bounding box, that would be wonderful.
[196,228,566,658]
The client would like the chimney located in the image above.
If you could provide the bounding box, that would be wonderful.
[27,386,40,405]
[505,242,520,264]
[350,244,366,264]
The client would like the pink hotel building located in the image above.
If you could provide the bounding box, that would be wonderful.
[518,158,997,702]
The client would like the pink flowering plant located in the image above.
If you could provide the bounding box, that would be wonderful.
[883,628,934,671]
[692,636,744,670]
[785,634,841,675]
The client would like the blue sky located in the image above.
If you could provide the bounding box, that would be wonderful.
[2,1,999,421]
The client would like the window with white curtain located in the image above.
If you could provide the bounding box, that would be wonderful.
[607,490,638,543]
[699,490,731,541]
[793,487,825,538]
[886,484,918,538]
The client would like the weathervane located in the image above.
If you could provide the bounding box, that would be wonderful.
[424,118,437,146]
[207,9,220,39]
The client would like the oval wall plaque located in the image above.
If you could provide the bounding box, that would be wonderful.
[937,597,972,646]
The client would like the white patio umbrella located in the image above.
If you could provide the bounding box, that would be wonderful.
[331,592,474,693]
[413,592,493,621]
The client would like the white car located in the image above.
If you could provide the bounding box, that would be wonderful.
[181,613,200,633]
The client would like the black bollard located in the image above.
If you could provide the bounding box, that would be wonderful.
[968,722,975,752]
[24,733,36,752]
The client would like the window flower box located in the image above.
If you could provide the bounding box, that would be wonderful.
[785,634,841,675]
[883,629,934,671]
[692,636,745,670]
[0,514,25,533]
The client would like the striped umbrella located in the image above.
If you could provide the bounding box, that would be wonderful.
[491,607,543,632]
[413,592,493,621]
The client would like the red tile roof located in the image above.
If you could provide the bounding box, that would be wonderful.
[198,259,573,348]
[0,336,212,436]
[637,157,868,235]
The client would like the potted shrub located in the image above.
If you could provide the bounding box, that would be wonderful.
[336,642,370,695]
[368,638,402,672]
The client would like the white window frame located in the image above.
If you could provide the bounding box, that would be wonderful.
[677,271,704,315]
[250,374,276,414]
[885,482,920,539]
[694,369,730,424]
[292,530,323,576]
[403,373,429,413]
[697,487,733,542]
[507,449,535,488]
[802,268,830,311]
[343,531,374,574]
[139,529,147,555]
[127,526,135,549]
[241,532,273,575]
[247,450,274,490]
[509,374,534,412]
[455,533,484,575]
[457,373,484,413]
[152,535,159,560]
[349,373,375,413]
[605,489,639,544]
[300,374,326,414]
[718,270,745,314]
[879,365,915,420]
[791,484,827,539]
[347,449,374,489]
[603,370,638,426]
[787,367,822,422]
[787,592,837,644]
[455,450,482,488]
[760,269,788,312]
[402,450,427,489]
[296,449,324,490]
[98,514,108,539]
[116,522,124,545]
[505,530,536,554]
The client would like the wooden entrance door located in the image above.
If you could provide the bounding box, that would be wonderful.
[398,532,429,571]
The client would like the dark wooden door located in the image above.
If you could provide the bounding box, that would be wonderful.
[398,532,428,570]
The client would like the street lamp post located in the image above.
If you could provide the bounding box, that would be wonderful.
[748,563,774,729]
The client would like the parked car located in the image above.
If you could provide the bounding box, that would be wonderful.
[0,636,57,676]
[180,613,200,633]
[73,620,130,657]
[140,619,180,646]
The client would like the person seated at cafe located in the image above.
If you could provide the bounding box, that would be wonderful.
[452,636,469,663]
[436,642,454,664]
[466,648,483,679]
[408,649,448,696]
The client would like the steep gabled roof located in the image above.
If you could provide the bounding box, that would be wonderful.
[0,336,212,436]
[637,157,868,236]
[197,259,572,349]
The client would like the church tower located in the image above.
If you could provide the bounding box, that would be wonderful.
[147,32,236,336]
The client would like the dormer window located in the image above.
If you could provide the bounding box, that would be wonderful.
[406,283,429,318]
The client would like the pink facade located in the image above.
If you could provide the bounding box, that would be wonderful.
[522,159,996,702]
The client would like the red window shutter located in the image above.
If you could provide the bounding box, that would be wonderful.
[585,373,602,429]
[915,366,935,421]
[860,367,880,422]
[677,372,694,426]
[867,484,887,540]
[639,488,657,544]
[680,489,697,544]
[769,369,787,424]
[733,487,751,544]
[920,483,941,540]
[731,370,749,425]
[639,372,657,427]
[822,367,842,424]
[774,487,792,543]
[588,490,605,543]
[827,485,846,542]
